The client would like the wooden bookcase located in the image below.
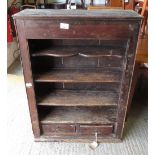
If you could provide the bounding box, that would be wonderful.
[13,9,141,142]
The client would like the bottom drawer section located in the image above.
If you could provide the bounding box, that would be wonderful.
[79,124,113,135]
[41,123,113,136]
[41,124,76,135]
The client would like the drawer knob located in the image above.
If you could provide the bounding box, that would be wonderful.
[89,132,99,150]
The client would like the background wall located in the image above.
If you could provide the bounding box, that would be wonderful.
[9,0,106,5]
[44,0,106,5]
[8,0,21,7]
[7,0,20,68]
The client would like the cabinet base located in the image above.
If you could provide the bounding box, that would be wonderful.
[34,135,122,143]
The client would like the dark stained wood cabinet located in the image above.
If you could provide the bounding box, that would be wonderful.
[13,9,142,142]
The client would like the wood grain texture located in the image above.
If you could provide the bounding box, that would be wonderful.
[79,124,113,135]
[13,9,141,141]
[34,68,122,83]
[13,9,142,20]
[34,82,121,92]
[39,106,116,124]
[24,21,133,39]
[29,39,128,48]
[8,74,148,148]
[31,56,124,70]
[41,124,76,135]
[15,20,40,137]
[37,90,118,106]
[41,124,113,136]
[116,22,141,138]
[35,135,120,143]
[31,46,124,58]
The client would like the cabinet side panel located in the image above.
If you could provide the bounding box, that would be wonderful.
[115,22,141,138]
[15,19,40,137]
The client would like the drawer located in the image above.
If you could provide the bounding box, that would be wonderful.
[41,124,75,135]
[79,124,113,135]
[24,20,132,39]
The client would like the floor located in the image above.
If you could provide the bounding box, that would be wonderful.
[7,59,148,155]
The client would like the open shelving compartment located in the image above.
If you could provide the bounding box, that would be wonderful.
[29,38,126,138]
[13,9,142,142]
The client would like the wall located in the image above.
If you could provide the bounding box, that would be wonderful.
[7,0,20,68]
[8,0,22,7]
[39,0,106,5]
[45,0,106,5]
[7,39,19,69]
[8,0,106,7]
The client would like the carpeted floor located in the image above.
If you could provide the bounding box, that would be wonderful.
[7,60,148,155]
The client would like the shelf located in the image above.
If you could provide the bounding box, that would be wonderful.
[32,47,78,57]
[34,69,122,83]
[39,106,116,124]
[31,46,124,58]
[37,90,118,106]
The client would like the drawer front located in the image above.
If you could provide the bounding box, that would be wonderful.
[41,124,75,134]
[24,20,133,39]
[79,124,113,135]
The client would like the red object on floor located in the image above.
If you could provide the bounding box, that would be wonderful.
[7,14,13,43]
[9,5,20,16]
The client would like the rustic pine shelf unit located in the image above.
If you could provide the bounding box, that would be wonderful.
[13,9,141,142]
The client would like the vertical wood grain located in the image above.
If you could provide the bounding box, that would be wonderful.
[15,19,40,137]
[115,22,141,138]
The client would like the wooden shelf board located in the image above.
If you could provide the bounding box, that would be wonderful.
[37,90,118,106]
[34,69,122,83]
[31,46,124,58]
[39,106,116,124]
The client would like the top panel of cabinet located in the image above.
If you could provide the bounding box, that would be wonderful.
[13,9,142,20]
